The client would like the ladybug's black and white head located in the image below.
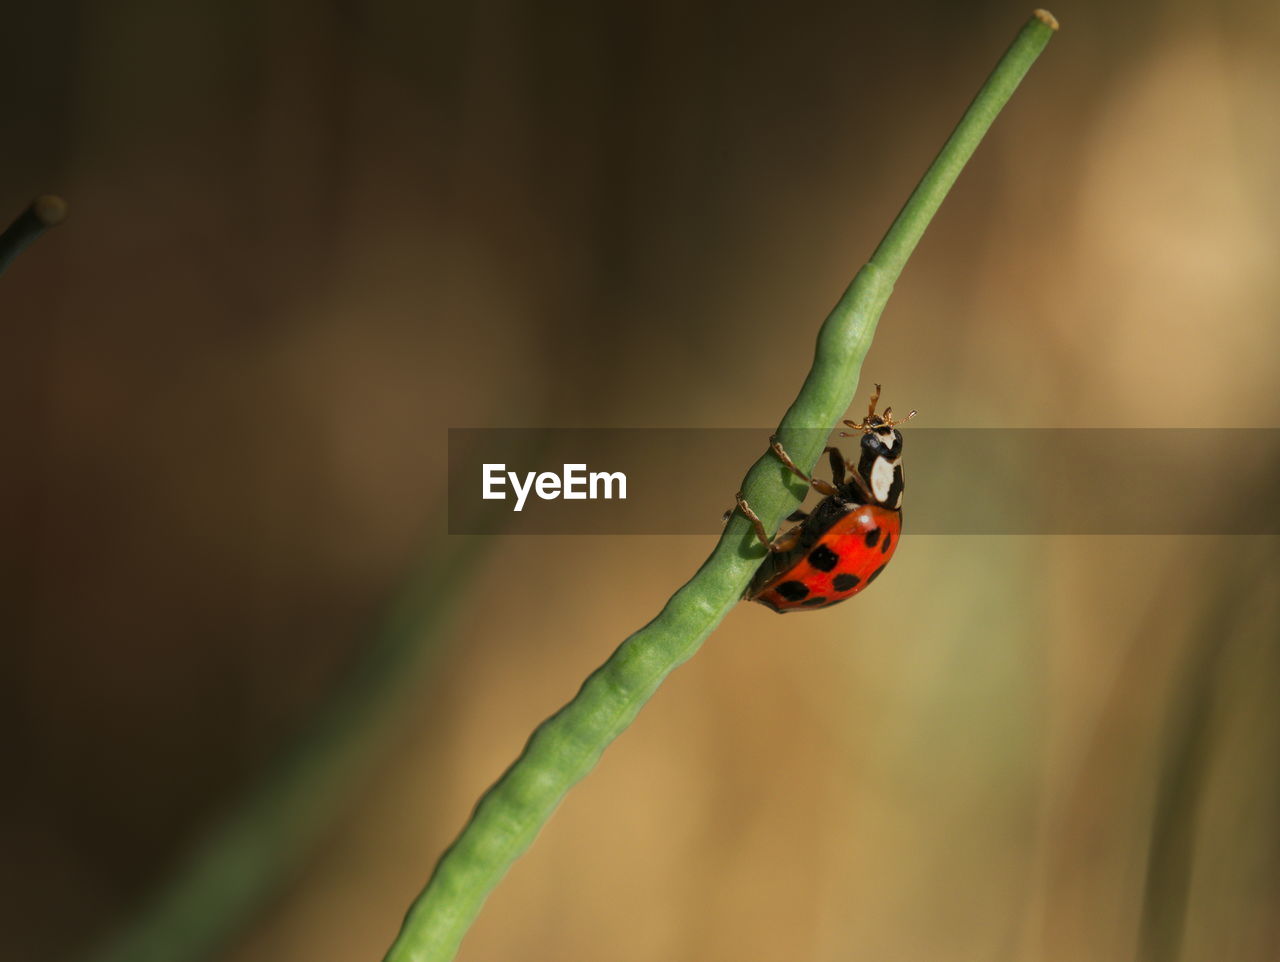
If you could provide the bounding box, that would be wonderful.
[842,384,914,510]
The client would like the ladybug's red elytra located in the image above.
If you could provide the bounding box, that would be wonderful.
[735,384,914,613]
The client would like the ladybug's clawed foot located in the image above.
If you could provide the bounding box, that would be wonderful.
[735,492,803,553]
[769,435,839,497]
[734,492,770,548]
[768,435,794,462]
[768,435,801,475]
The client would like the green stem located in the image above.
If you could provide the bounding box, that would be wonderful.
[870,10,1059,278]
[384,12,1057,962]
[0,195,67,277]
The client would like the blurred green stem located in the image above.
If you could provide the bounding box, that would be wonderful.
[82,535,489,962]
[0,195,66,277]
[384,11,1057,962]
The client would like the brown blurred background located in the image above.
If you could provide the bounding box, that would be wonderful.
[3,1,1278,960]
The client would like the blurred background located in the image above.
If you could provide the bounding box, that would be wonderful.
[3,1,1278,960]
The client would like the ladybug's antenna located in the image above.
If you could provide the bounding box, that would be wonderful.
[880,407,917,428]
[840,384,917,436]
[887,409,918,427]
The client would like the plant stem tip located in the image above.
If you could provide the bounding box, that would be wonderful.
[1033,9,1059,30]
[33,194,68,226]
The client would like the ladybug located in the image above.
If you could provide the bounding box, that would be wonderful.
[735,384,915,613]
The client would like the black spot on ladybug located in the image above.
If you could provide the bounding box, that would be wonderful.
[863,527,881,548]
[866,563,887,584]
[832,573,861,592]
[802,596,828,606]
[807,544,839,572]
[881,532,893,554]
[775,580,810,602]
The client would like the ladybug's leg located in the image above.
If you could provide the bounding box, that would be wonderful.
[768,527,798,547]
[727,505,809,525]
[771,526,803,552]
[769,436,839,496]
[825,446,846,485]
[844,467,874,503]
[734,493,802,553]
[734,493,771,546]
